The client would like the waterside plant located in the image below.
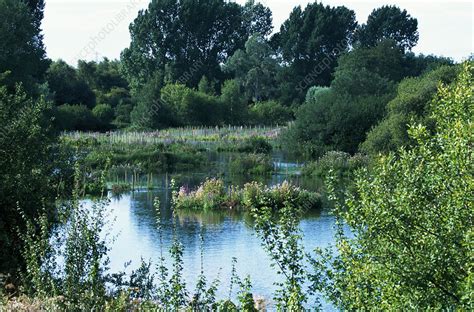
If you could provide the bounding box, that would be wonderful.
[175,178,322,212]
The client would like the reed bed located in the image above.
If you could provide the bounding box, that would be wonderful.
[63,125,283,147]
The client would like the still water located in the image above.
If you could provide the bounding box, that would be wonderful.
[102,152,338,310]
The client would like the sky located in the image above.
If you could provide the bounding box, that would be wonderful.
[42,0,473,65]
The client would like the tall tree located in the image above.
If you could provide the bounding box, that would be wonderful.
[26,0,45,29]
[242,0,273,38]
[0,0,49,93]
[225,35,280,102]
[356,5,419,52]
[272,3,357,105]
[335,40,407,82]
[121,0,263,91]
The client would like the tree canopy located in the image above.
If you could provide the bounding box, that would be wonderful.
[121,0,271,91]
[271,2,357,104]
[0,0,48,93]
[362,64,460,154]
[356,5,419,52]
[224,35,280,102]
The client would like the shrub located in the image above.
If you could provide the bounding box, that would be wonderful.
[237,136,273,154]
[248,100,292,126]
[229,154,273,175]
[176,178,227,210]
[54,104,99,131]
[111,183,131,196]
[312,63,474,310]
[176,179,322,212]
[92,103,114,130]
[361,64,460,155]
[302,151,369,178]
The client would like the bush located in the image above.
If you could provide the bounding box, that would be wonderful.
[302,151,369,178]
[229,154,273,175]
[92,104,114,130]
[248,100,292,126]
[54,104,99,131]
[313,63,474,310]
[175,179,322,211]
[237,136,273,154]
[361,64,460,155]
[220,79,248,125]
[176,178,227,210]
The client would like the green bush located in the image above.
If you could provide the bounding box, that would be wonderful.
[92,103,114,130]
[175,179,322,212]
[248,100,292,126]
[229,154,273,175]
[175,178,227,211]
[54,104,99,131]
[302,151,369,178]
[237,136,273,154]
[361,64,460,155]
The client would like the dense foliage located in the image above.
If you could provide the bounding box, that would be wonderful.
[362,64,460,154]
[0,0,48,94]
[0,85,57,274]
[313,63,473,310]
[1,0,455,135]
[355,5,419,51]
[284,39,456,158]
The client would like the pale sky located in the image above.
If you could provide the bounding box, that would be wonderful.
[42,0,473,65]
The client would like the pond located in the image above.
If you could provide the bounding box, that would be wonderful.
[100,151,338,311]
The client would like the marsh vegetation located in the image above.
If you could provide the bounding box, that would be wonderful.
[1,0,472,310]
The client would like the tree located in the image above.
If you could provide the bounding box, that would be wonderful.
[25,0,45,28]
[220,79,248,125]
[356,5,418,52]
[284,65,396,157]
[362,65,459,154]
[78,59,129,94]
[0,0,49,93]
[0,84,56,273]
[335,40,407,82]
[54,104,98,131]
[197,76,215,95]
[314,63,473,310]
[181,90,222,126]
[121,0,257,90]
[130,72,170,130]
[242,0,273,38]
[225,35,280,102]
[272,2,357,104]
[46,60,96,108]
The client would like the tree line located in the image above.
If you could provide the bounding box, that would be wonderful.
[1,0,455,135]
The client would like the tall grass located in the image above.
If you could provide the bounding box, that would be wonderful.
[64,125,283,147]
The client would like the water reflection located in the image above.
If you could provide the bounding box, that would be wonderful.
[103,151,336,310]
[106,187,336,311]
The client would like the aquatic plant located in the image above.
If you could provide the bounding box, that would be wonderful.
[175,178,322,212]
